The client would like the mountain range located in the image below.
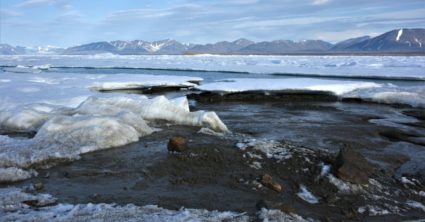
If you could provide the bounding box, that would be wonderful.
[1,28,424,55]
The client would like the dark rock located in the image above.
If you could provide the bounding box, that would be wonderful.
[256,200,269,210]
[22,200,41,207]
[334,147,375,184]
[167,136,188,152]
[260,174,282,192]
[33,182,44,191]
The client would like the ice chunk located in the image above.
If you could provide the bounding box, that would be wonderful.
[75,96,228,132]
[258,208,311,222]
[296,185,319,204]
[35,114,148,152]
[0,167,37,183]
[0,187,57,212]
[171,96,190,112]
[89,74,202,91]
[0,104,54,132]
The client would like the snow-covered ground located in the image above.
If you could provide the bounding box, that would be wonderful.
[0,54,424,80]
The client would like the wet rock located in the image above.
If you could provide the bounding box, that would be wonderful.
[334,147,375,184]
[167,136,188,152]
[260,174,282,192]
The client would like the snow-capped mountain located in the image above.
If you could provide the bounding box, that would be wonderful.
[65,39,191,55]
[188,38,255,54]
[333,29,425,52]
[25,45,65,54]
[2,28,424,55]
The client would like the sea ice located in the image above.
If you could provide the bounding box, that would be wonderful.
[1,55,424,80]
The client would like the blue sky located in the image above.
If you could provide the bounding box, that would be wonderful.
[1,0,424,47]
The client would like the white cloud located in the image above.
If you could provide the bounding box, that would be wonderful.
[312,0,331,5]
[0,9,23,20]
[15,0,57,8]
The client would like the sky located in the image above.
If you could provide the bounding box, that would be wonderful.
[0,0,424,47]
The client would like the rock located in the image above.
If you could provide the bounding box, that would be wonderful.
[33,182,44,191]
[167,136,188,152]
[261,174,282,192]
[334,147,375,184]
[256,200,269,210]
[22,200,41,207]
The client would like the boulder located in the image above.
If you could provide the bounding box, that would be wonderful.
[334,147,375,184]
[167,136,188,152]
[261,174,282,192]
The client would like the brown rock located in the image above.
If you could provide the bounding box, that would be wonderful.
[334,147,375,184]
[167,136,188,152]
[261,174,282,192]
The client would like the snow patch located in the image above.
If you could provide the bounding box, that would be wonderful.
[0,167,37,183]
[0,187,57,212]
[297,185,319,204]
[257,208,311,222]
[396,29,403,41]
[236,139,292,161]
[406,200,425,212]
